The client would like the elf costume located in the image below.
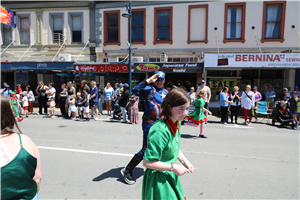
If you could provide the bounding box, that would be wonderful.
[142,119,186,200]
[10,92,23,122]
[185,97,207,138]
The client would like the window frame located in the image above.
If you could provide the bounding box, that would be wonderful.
[261,1,286,43]
[187,4,208,44]
[2,24,13,45]
[103,10,120,46]
[223,2,246,43]
[16,14,31,45]
[68,12,83,44]
[49,13,64,45]
[129,8,146,45]
[153,6,173,45]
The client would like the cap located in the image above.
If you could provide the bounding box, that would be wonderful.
[123,83,129,88]
[119,83,123,88]
[201,80,206,83]
[155,71,165,82]
[11,92,15,95]
[5,85,10,87]
[17,84,21,87]
[253,86,258,90]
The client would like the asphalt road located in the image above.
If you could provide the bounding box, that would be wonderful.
[17,111,299,200]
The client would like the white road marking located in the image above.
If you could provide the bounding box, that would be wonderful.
[37,146,133,157]
[224,125,253,129]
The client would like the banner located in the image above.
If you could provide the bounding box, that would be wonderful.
[0,6,15,27]
[205,53,300,68]
[74,63,129,72]
[209,78,237,92]
[12,62,74,70]
[133,63,204,73]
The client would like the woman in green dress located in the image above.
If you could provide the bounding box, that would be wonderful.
[142,88,196,200]
[185,90,212,138]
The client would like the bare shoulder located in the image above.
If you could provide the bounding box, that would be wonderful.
[20,134,39,158]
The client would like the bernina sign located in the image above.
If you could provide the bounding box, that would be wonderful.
[205,54,300,68]
[74,63,129,72]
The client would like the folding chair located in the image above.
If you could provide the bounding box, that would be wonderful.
[254,101,273,124]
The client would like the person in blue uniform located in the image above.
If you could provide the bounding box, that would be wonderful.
[121,71,168,185]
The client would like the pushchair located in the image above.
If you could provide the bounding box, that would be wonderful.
[272,100,296,129]
[112,102,129,120]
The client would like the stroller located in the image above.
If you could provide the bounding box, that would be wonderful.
[272,100,296,129]
[111,102,129,120]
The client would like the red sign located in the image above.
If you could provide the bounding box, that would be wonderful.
[74,64,129,72]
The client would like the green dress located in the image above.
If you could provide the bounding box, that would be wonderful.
[186,98,207,125]
[142,119,186,200]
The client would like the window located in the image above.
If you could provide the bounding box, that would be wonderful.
[52,16,63,44]
[2,24,12,44]
[103,10,120,46]
[20,17,30,44]
[130,9,146,44]
[187,4,208,44]
[71,15,82,43]
[261,1,286,43]
[223,3,246,43]
[154,7,173,44]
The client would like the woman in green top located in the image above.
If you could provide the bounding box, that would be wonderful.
[1,95,42,200]
[142,88,196,200]
[185,90,212,138]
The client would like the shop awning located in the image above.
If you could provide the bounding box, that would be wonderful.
[133,63,204,73]
[11,62,74,70]
[1,62,12,70]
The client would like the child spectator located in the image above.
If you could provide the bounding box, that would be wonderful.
[68,94,77,120]
[22,92,29,118]
[279,103,289,116]
[48,97,56,118]
[80,87,90,121]
[76,92,83,119]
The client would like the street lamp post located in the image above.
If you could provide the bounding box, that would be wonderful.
[122,1,132,95]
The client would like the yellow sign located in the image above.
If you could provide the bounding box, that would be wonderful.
[210,79,237,92]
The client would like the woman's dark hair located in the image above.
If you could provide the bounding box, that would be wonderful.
[49,82,54,87]
[1,95,22,135]
[222,87,228,92]
[26,85,32,91]
[161,88,190,120]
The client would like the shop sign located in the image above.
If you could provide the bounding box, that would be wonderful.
[74,63,129,72]
[205,53,300,68]
[11,62,74,70]
[209,78,237,92]
[133,63,204,73]
[1,62,11,70]
[0,6,15,27]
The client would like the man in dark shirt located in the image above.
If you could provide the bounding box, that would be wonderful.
[286,91,299,127]
[279,88,292,101]
[80,87,90,121]
[118,83,129,123]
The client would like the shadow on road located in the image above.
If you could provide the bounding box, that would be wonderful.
[92,167,144,183]
[181,134,198,139]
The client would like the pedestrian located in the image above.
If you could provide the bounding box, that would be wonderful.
[142,88,195,200]
[241,85,255,126]
[80,80,90,96]
[59,84,67,116]
[47,97,56,118]
[285,91,299,127]
[121,71,168,185]
[129,94,139,124]
[15,84,23,98]
[9,92,23,122]
[220,87,233,125]
[35,81,48,115]
[185,90,212,138]
[119,83,130,123]
[26,85,35,115]
[104,82,114,116]
[1,95,42,200]
[196,80,211,124]
[65,81,76,118]
[188,87,196,104]
[97,84,104,115]
[45,82,56,100]
[68,94,77,120]
[1,85,12,98]
[253,86,262,106]
[80,87,90,121]
[265,85,276,109]
[296,94,300,124]
[229,86,242,124]
[112,83,120,116]
[290,86,300,97]
[22,92,29,118]
[89,81,99,120]
[76,92,83,119]
[279,88,291,101]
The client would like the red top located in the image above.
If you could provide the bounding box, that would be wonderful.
[279,108,288,115]
[165,119,179,136]
[16,88,23,98]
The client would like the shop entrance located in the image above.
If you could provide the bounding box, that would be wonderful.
[165,73,197,91]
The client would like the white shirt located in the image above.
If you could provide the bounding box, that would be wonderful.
[47,87,56,99]
[196,86,211,102]
[23,96,28,107]
[241,91,255,109]
[188,92,196,104]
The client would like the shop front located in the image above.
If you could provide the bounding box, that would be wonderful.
[204,53,300,107]
[133,62,205,90]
